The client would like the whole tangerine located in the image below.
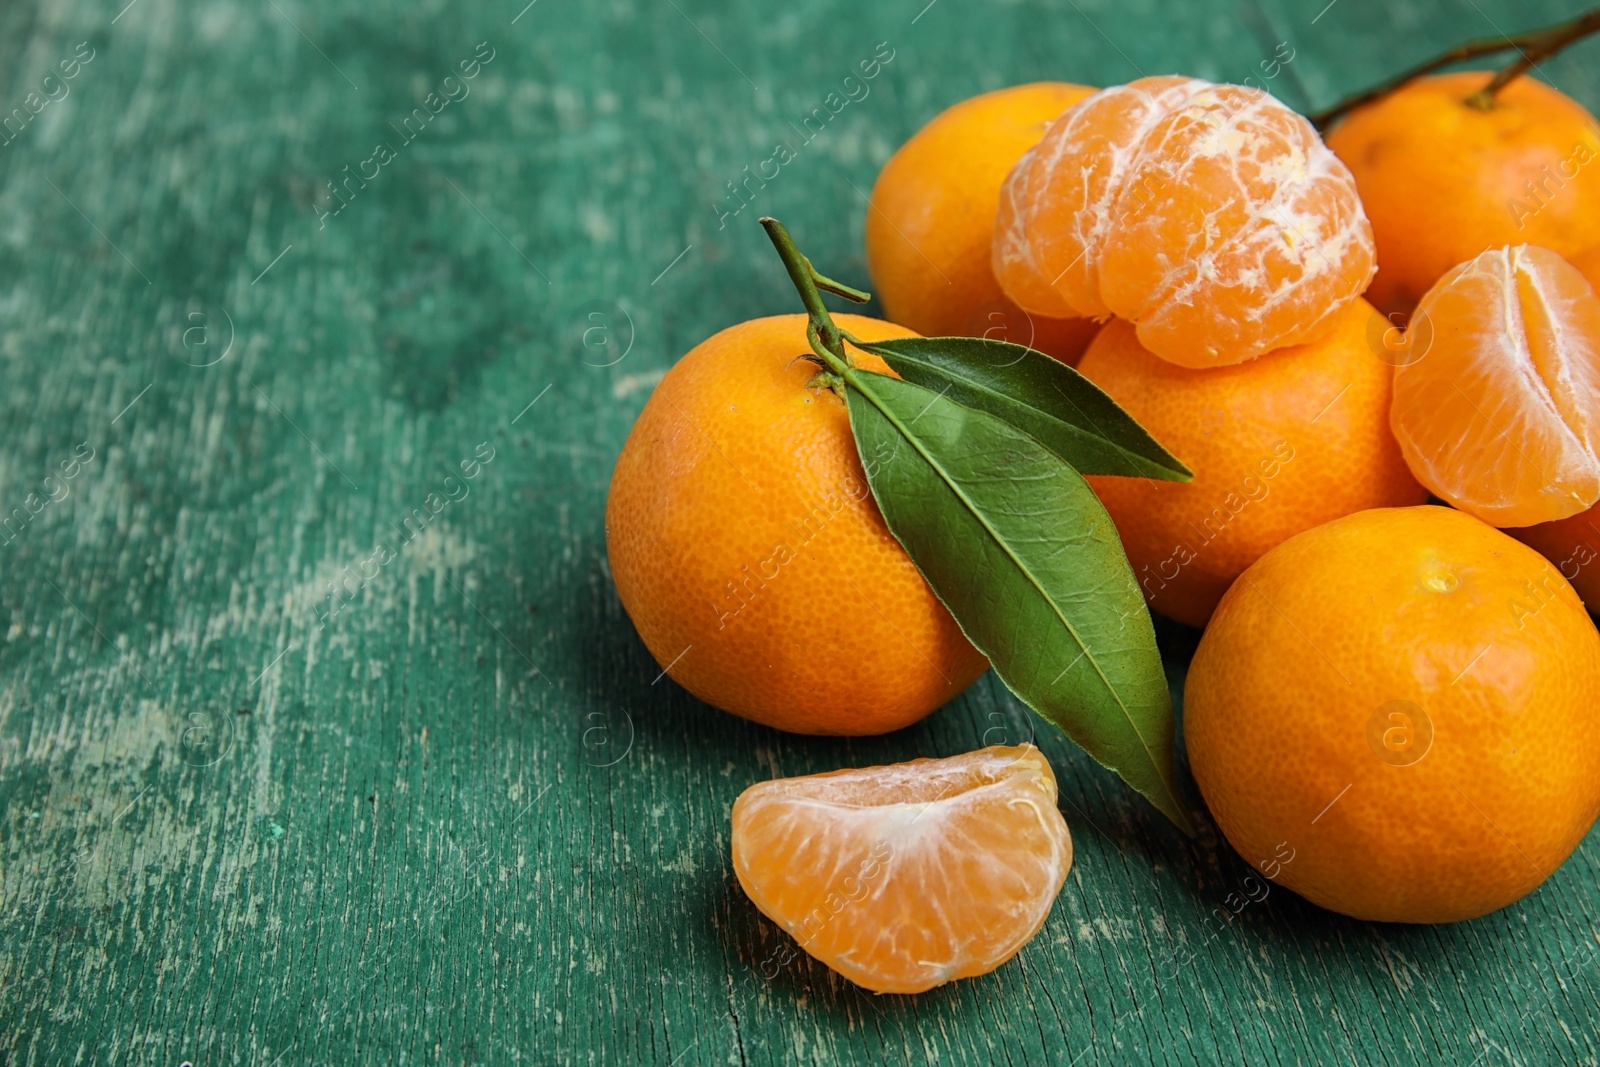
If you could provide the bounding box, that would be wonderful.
[1186,506,1600,923]
[866,82,1099,364]
[606,313,988,735]
[1327,72,1600,314]
[1076,298,1426,627]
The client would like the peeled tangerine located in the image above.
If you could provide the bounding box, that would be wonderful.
[1391,245,1600,528]
[731,746,1072,994]
[994,76,1375,368]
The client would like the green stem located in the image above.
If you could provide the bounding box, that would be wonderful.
[811,271,871,304]
[760,217,866,365]
[1308,5,1600,129]
[805,321,851,379]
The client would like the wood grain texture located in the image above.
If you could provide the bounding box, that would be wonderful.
[0,0,1597,1062]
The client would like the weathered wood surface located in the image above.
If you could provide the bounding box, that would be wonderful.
[1,0,1597,1062]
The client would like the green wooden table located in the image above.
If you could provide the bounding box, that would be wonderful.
[3,0,1598,1062]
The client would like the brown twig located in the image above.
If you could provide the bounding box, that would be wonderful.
[1467,7,1600,108]
[1309,5,1600,130]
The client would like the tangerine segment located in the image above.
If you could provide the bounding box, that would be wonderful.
[1391,245,1600,528]
[994,77,1375,368]
[994,76,1200,322]
[731,745,1072,994]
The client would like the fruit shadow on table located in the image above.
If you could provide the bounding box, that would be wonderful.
[568,567,1472,1022]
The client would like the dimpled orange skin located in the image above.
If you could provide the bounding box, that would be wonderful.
[866,83,1100,365]
[1076,299,1427,628]
[606,313,988,736]
[1328,72,1600,315]
[1186,506,1600,923]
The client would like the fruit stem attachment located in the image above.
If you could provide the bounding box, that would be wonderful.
[1467,8,1600,109]
[1308,5,1600,129]
[760,217,869,373]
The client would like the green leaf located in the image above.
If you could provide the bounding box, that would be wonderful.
[844,367,1193,834]
[848,334,1192,482]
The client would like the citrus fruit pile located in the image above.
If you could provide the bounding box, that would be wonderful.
[608,13,1600,996]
